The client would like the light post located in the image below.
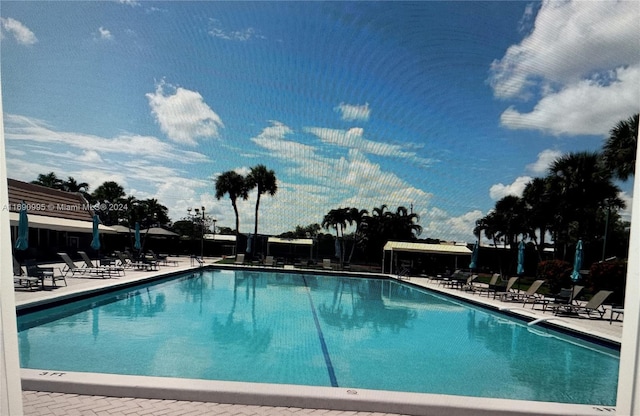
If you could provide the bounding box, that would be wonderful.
[187,206,206,259]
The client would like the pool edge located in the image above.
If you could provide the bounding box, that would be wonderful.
[21,369,614,416]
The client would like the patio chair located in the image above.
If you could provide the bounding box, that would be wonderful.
[536,285,584,312]
[460,274,479,291]
[26,259,66,287]
[552,290,613,319]
[148,250,178,266]
[475,273,501,297]
[509,279,546,304]
[264,256,276,267]
[493,276,519,300]
[58,252,110,278]
[13,256,41,290]
[114,251,134,268]
[79,251,124,276]
[234,254,245,265]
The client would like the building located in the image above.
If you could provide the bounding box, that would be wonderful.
[8,178,115,261]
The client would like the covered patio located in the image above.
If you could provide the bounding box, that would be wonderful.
[382,241,472,275]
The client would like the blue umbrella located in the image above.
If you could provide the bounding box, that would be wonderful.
[90,215,101,250]
[571,240,583,282]
[246,234,253,253]
[14,202,29,251]
[134,222,142,250]
[469,242,478,269]
[517,241,525,275]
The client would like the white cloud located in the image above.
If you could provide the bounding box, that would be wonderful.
[305,126,433,167]
[526,149,562,174]
[424,208,483,243]
[489,176,532,200]
[335,102,370,121]
[208,19,263,42]
[78,150,104,164]
[500,65,640,136]
[98,27,113,41]
[0,17,37,45]
[490,0,640,136]
[4,114,210,163]
[146,81,224,145]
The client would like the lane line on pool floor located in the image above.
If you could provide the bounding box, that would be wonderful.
[302,276,339,387]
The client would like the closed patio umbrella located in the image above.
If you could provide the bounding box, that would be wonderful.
[14,202,28,251]
[134,222,142,251]
[517,240,525,276]
[571,240,583,282]
[90,215,101,250]
[469,242,478,270]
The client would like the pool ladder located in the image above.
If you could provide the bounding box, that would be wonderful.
[190,255,204,267]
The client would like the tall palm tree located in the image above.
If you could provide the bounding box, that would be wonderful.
[602,113,639,181]
[215,171,249,252]
[246,165,277,254]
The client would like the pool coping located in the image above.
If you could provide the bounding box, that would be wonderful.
[21,369,615,416]
[16,265,620,415]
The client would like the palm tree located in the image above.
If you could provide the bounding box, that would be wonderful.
[31,172,63,189]
[547,151,624,257]
[215,171,249,252]
[91,181,127,225]
[389,206,422,240]
[346,207,368,264]
[602,113,639,181]
[522,177,554,260]
[246,165,277,255]
[322,207,351,266]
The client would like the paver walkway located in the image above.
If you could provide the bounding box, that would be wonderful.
[22,391,408,416]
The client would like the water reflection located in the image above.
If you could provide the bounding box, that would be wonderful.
[466,311,618,404]
[317,278,417,332]
[210,271,273,353]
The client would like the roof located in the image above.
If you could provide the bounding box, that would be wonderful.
[203,233,236,241]
[9,212,116,234]
[7,178,94,222]
[267,237,314,246]
[383,241,472,255]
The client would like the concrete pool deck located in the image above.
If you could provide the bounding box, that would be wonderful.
[14,259,621,416]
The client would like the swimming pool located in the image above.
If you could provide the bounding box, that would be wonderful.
[17,268,619,405]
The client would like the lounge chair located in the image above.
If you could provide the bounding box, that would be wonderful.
[322,258,332,270]
[264,256,276,267]
[552,290,613,319]
[536,285,584,311]
[504,279,544,304]
[234,254,245,265]
[475,273,501,297]
[26,259,67,287]
[114,251,134,268]
[148,250,178,266]
[494,277,519,300]
[460,274,479,291]
[58,252,110,278]
[13,256,41,290]
[79,251,124,276]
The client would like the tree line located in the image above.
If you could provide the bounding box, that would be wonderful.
[30,172,170,228]
[475,114,638,264]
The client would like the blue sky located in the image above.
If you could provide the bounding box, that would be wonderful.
[2,1,638,242]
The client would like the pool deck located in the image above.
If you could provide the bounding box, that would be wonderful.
[13,260,621,416]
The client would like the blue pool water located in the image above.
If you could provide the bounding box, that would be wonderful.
[17,269,619,405]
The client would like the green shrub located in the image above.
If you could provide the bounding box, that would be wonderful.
[588,259,627,305]
[537,259,572,294]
